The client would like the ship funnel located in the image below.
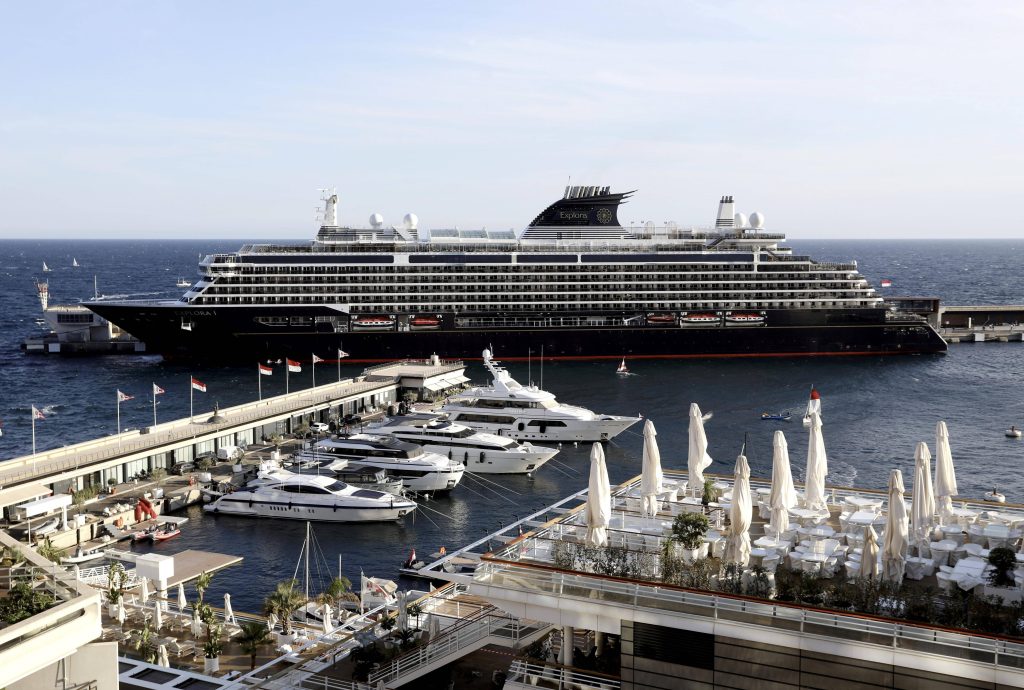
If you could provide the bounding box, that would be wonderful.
[322,190,338,226]
[716,196,735,228]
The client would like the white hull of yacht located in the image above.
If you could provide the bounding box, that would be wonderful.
[439,411,639,443]
[423,442,557,474]
[204,495,413,522]
[292,450,464,492]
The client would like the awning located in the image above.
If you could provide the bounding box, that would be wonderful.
[423,373,470,392]
[0,482,52,511]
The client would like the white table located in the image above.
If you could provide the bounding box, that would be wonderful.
[847,510,882,527]
[905,556,935,580]
[929,539,959,566]
[788,507,827,526]
[845,495,884,510]
[950,507,980,524]
[802,525,836,539]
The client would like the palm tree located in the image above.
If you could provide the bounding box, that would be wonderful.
[237,621,272,670]
[195,571,212,604]
[263,579,307,635]
[316,576,354,608]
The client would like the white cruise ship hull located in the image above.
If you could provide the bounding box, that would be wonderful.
[204,494,414,522]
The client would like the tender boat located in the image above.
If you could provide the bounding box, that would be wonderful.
[150,525,181,542]
[34,516,60,536]
[726,312,765,324]
[368,415,558,475]
[985,490,1007,503]
[409,316,441,330]
[1006,427,1022,439]
[352,316,395,330]
[646,313,676,324]
[61,547,105,565]
[616,358,629,375]
[680,312,721,325]
[204,466,417,522]
[439,349,641,442]
[761,411,792,422]
[293,435,464,492]
[176,277,191,288]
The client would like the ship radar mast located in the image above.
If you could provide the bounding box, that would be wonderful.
[316,187,338,227]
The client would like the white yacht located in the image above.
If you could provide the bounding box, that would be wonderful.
[202,468,416,522]
[293,435,464,493]
[439,350,641,442]
[369,415,558,475]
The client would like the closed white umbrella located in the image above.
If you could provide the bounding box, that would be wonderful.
[882,469,909,583]
[585,443,611,548]
[224,593,236,625]
[177,583,187,614]
[724,454,752,566]
[266,612,278,633]
[157,644,169,668]
[862,526,880,580]
[911,442,936,548]
[191,608,203,637]
[321,603,334,634]
[397,591,408,631]
[153,601,163,632]
[139,578,150,605]
[687,404,713,497]
[116,601,127,626]
[640,420,663,518]
[768,431,798,537]
[935,421,958,524]
[804,412,829,511]
[428,612,440,639]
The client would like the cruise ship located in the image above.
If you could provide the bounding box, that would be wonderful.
[86,188,947,361]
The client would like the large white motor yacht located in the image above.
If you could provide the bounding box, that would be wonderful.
[202,468,416,522]
[438,350,641,442]
[293,434,465,493]
[368,415,558,475]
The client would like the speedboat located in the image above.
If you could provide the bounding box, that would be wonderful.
[150,524,181,542]
[61,547,105,565]
[204,467,416,522]
[293,435,464,492]
[439,349,641,442]
[368,415,558,475]
[1007,428,1022,439]
[761,411,792,422]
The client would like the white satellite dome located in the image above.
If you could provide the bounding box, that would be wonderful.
[402,213,419,230]
[749,212,765,229]
[734,212,748,228]
[369,213,384,228]
[644,220,656,232]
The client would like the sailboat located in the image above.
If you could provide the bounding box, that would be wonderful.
[802,386,821,428]
[72,258,80,267]
[616,358,629,375]
[42,262,51,272]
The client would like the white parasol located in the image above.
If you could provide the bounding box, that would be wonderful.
[266,612,278,633]
[224,593,236,625]
[116,601,127,626]
[585,443,611,548]
[191,608,203,637]
[157,644,169,668]
[139,578,150,605]
[768,430,798,537]
[397,591,408,631]
[153,601,163,632]
[640,420,664,518]
[934,421,958,524]
[804,412,829,511]
[321,603,334,634]
[862,526,880,580]
[881,469,909,583]
[177,583,187,613]
[911,442,936,548]
[428,612,440,639]
[724,454,752,566]
[687,403,713,496]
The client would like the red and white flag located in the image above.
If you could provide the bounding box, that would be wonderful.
[287,359,302,373]
[31,405,45,420]
[191,377,207,392]
[312,354,324,364]
[153,383,165,396]
[338,348,349,359]
[117,390,134,402]
[259,363,272,375]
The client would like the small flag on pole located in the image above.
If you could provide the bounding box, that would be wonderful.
[312,354,324,364]
[259,363,273,375]
[117,390,134,402]
[338,348,349,359]
[287,359,302,373]
[32,405,46,420]
[153,383,165,396]
[191,377,207,392]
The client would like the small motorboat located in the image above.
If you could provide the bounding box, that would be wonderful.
[151,525,181,542]
[616,358,629,375]
[1006,427,1022,439]
[985,490,1007,503]
[132,525,158,542]
[34,516,60,536]
[761,411,792,422]
[61,547,105,565]
[880,279,893,288]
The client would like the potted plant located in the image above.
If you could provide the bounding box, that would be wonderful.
[263,578,307,642]
[203,623,223,673]
[238,621,273,670]
[0,581,55,624]
[106,562,127,615]
[134,622,157,664]
[107,478,118,494]
[982,547,1023,604]
[701,478,719,506]
[671,512,710,564]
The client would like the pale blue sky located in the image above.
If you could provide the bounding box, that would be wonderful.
[1,1,1022,238]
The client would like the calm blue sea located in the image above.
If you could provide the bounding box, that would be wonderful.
[1,238,1023,611]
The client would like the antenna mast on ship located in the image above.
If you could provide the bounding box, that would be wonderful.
[34,278,49,312]
[316,187,338,227]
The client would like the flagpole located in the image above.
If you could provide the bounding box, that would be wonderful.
[116,391,122,447]
[152,384,157,427]
[31,408,36,456]
[312,354,316,389]
[258,364,262,401]
[190,374,194,423]
[337,352,341,383]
